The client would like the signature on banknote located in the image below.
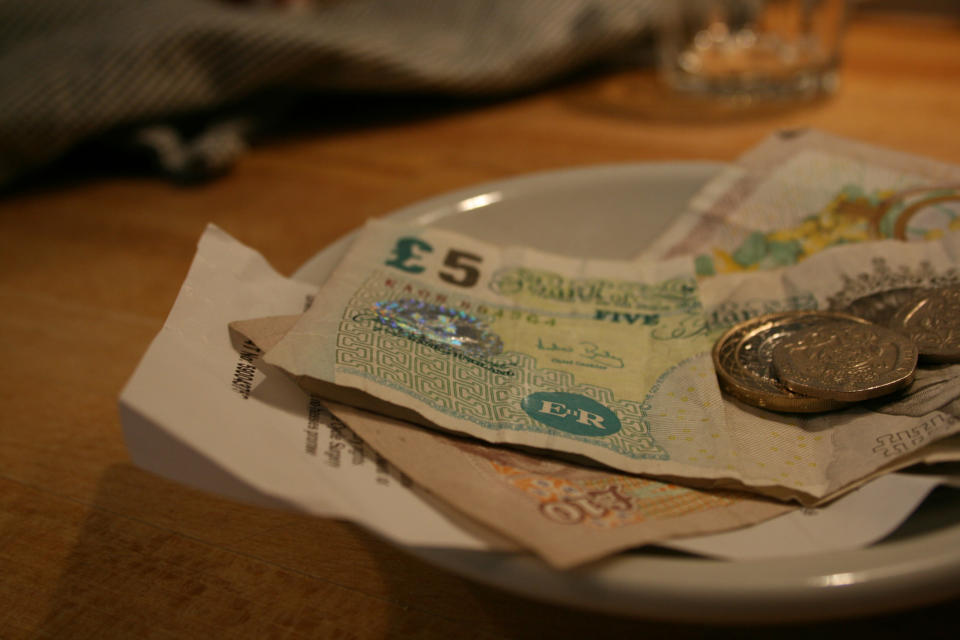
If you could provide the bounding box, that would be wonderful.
[536,337,625,369]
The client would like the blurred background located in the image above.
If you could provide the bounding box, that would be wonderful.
[1,0,956,193]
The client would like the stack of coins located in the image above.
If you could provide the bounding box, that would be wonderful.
[712,287,960,413]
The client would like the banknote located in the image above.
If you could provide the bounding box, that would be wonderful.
[232,313,960,566]
[263,218,725,481]
[231,314,789,567]
[639,128,960,499]
[325,401,790,568]
[260,217,960,503]
[699,233,960,501]
[120,222,960,571]
[645,129,960,274]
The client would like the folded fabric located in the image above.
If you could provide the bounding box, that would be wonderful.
[0,0,660,187]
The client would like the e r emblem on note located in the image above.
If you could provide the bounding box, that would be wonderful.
[521,392,622,437]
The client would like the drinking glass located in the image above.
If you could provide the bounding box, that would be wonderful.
[658,0,848,100]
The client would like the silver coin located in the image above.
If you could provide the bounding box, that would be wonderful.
[889,287,960,362]
[772,321,917,401]
[841,286,931,327]
[712,311,865,413]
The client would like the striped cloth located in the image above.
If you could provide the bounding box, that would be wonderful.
[0,0,661,187]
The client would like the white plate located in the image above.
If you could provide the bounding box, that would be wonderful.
[294,163,960,623]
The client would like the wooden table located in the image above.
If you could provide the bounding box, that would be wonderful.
[3,9,960,639]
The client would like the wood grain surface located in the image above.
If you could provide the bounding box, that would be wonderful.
[2,10,960,639]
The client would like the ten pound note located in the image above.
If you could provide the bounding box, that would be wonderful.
[261,214,960,504]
